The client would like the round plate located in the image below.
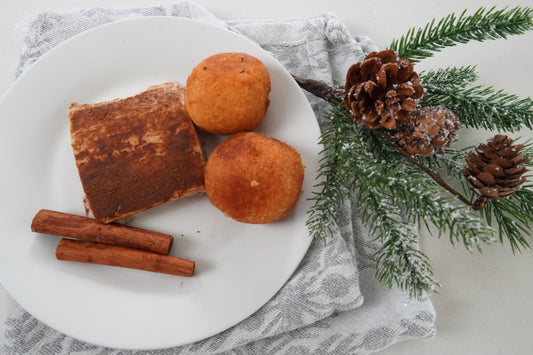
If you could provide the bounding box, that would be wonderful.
[0,17,320,350]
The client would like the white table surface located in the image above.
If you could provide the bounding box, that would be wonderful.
[1,0,533,354]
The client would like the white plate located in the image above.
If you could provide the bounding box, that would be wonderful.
[0,17,320,350]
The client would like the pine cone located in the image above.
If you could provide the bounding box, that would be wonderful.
[463,135,531,208]
[343,49,424,130]
[395,106,460,155]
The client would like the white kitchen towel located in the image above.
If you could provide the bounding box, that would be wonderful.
[3,1,435,354]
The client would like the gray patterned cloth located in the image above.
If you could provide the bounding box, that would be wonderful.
[4,1,436,354]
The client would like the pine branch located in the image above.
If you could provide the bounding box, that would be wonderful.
[421,84,533,131]
[372,129,474,207]
[362,129,494,251]
[306,116,351,242]
[306,104,497,298]
[389,6,533,63]
[306,104,441,298]
[375,227,439,300]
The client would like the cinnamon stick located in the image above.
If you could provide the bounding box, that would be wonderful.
[56,238,195,277]
[31,209,173,255]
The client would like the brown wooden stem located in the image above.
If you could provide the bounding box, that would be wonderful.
[292,75,342,106]
[293,75,475,209]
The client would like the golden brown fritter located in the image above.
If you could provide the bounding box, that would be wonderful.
[204,132,304,224]
[185,52,271,135]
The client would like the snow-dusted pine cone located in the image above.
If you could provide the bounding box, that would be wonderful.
[395,106,460,155]
[343,49,424,130]
[463,135,531,209]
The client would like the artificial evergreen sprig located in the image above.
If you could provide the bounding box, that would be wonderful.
[389,6,533,63]
[299,6,533,298]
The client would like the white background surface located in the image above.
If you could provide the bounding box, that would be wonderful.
[1,0,532,354]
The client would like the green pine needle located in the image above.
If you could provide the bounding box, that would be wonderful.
[421,83,533,131]
[420,66,478,90]
[389,6,533,63]
[483,188,533,253]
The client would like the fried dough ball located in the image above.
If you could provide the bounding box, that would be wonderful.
[185,52,271,134]
[205,132,304,224]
